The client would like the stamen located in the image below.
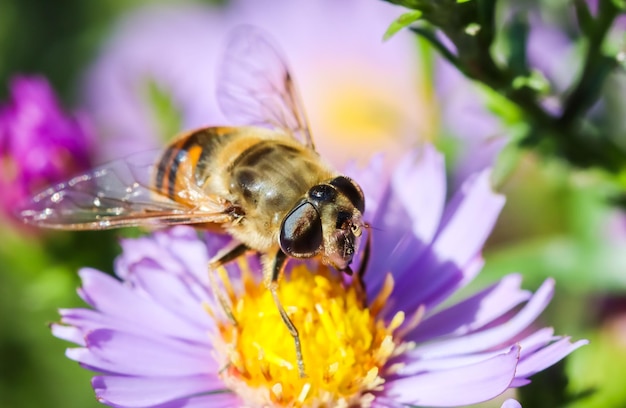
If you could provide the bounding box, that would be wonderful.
[369,273,394,316]
[208,260,410,407]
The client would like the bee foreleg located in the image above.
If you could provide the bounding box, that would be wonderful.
[354,225,371,306]
[267,249,306,378]
[208,242,250,325]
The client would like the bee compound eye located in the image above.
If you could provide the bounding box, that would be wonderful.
[329,176,365,213]
[279,201,323,258]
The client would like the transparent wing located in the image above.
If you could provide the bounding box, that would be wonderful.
[217,25,315,150]
[18,150,234,230]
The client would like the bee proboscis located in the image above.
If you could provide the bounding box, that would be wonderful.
[19,26,368,378]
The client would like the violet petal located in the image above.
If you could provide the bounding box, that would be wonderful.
[93,374,227,407]
[385,346,520,406]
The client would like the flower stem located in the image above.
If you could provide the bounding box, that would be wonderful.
[393,0,626,174]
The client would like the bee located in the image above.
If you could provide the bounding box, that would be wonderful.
[18,26,368,378]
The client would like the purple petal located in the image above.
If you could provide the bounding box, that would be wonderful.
[398,326,577,386]
[67,329,216,377]
[406,274,531,342]
[501,399,522,408]
[116,226,211,285]
[77,268,211,343]
[164,393,240,408]
[366,146,447,297]
[127,265,216,331]
[50,323,85,346]
[392,146,446,243]
[388,253,484,318]
[514,337,589,381]
[397,347,519,375]
[385,346,520,406]
[154,226,213,279]
[381,170,504,315]
[371,397,407,408]
[59,308,160,340]
[409,279,554,358]
[93,374,227,407]
[399,328,555,375]
[516,328,558,356]
[432,170,505,268]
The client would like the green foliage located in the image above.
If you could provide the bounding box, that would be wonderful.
[480,160,626,293]
[384,10,423,40]
[384,0,626,183]
[144,78,184,143]
[517,361,572,408]
[490,126,525,188]
[568,329,626,408]
[0,226,103,408]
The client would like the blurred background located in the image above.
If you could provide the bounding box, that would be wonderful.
[0,0,625,407]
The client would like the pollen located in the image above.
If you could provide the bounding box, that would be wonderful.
[208,259,406,407]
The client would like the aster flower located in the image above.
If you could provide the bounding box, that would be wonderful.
[82,0,425,166]
[52,145,585,407]
[0,75,93,221]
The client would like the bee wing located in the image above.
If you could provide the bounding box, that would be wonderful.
[217,25,315,150]
[18,150,233,230]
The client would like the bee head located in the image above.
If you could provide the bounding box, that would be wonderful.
[279,176,365,273]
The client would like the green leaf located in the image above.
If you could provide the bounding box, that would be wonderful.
[380,0,426,9]
[490,126,525,188]
[611,0,626,10]
[511,70,551,95]
[478,82,523,124]
[384,10,423,41]
[143,78,183,144]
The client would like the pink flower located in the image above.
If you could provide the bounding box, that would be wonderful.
[0,76,93,221]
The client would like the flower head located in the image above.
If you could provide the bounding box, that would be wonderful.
[53,146,585,407]
[0,76,93,221]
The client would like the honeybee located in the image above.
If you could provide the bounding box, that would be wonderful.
[18,27,368,377]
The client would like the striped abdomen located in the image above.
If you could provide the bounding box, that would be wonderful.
[154,127,237,201]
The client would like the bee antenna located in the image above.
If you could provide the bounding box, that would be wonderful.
[365,223,383,232]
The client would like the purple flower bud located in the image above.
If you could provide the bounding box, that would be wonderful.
[0,75,94,221]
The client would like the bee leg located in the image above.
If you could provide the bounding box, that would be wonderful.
[208,242,250,325]
[267,249,306,378]
[355,225,372,305]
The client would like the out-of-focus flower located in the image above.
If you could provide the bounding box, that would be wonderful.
[82,0,427,167]
[435,58,507,186]
[52,145,585,407]
[0,75,93,221]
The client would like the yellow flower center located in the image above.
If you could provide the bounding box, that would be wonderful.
[207,260,408,407]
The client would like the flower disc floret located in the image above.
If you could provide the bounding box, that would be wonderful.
[210,261,406,408]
